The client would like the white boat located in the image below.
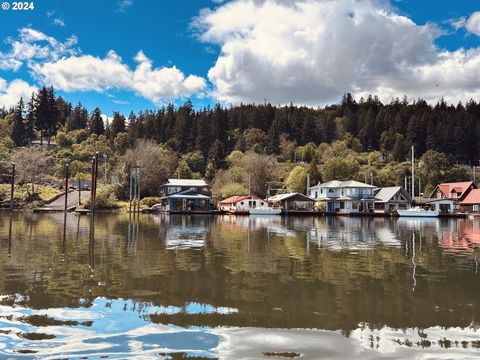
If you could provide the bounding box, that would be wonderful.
[397,206,439,217]
[249,207,282,215]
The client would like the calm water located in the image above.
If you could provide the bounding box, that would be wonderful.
[0,213,479,359]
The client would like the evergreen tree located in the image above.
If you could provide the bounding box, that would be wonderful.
[11,98,26,147]
[110,112,126,139]
[89,108,105,135]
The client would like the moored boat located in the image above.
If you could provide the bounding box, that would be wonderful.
[249,207,282,215]
[397,206,439,217]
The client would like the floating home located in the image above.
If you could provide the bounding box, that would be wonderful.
[159,179,212,214]
[218,195,266,214]
[308,180,377,214]
[430,181,476,211]
[267,193,316,213]
[373,186,412,215]
[459,189,480,215]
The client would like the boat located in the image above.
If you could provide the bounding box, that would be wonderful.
[249,206,282,215]
[397,206,439,217]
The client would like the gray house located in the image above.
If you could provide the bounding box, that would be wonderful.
[374,186,412,214]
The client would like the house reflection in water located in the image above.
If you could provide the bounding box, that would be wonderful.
[164,216,211,250]
[439,219,480,253]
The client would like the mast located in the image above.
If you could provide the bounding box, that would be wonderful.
[411,145,415,198]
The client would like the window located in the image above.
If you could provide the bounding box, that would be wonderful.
[452,192,458,199]
[315,191,318,198]
[328,189,334,193]
[340,202,345,209]
[474,205,479,212]
[240,201,244,205]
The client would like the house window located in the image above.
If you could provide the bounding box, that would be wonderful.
[328,189,334,193]
[321,189,323,194]
[260,202,264,206]
[474,205,479,212]
[240,201,244,205]
[315,191,318,198]
[452,192,458,199]
[340,202,345,209]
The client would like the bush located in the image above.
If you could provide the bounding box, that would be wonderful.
[140,197,161,208]
[88,185,119,209]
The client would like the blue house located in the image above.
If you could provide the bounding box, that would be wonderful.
[159,179,212,213]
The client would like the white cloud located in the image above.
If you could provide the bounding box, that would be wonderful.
[0,27,78,71]
[32,50,206,104]
[0,78,37,108]
[466,11,480,36]
[116,0,133,13]
[194,0,480,105]
[52,18,66,27]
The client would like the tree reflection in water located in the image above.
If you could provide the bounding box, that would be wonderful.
[0,213,479,358]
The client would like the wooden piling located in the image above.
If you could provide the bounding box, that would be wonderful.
[10,162,15,211]
[64,164,69,212]
[90,157,95,212]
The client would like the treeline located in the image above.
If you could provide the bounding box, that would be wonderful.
[3,87,480,165]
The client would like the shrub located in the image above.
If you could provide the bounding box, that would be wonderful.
[140,197,161,208]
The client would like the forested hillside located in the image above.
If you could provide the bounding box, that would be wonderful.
[0,87,478,204]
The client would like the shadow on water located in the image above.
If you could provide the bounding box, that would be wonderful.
[0,213,480,358]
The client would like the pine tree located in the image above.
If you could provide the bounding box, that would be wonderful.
[89,108,105,135]
[110,112,126,139]
[24,94,35,145]
[11,98,26,147]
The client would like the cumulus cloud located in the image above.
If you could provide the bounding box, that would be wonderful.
[466,11,480,36]
[0,27,78,71]
[0,78,37,108]
[32,50,207,104]
[194,0,480,105]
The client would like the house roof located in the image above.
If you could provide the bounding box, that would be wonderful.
[460,189,480,205]
[268,192,315,202]
[374,186,411,203]
[219,195,262,204]
[168,193,211,200]
[166,179,209,187]
[309,180,375,189]
[431,181,474,199]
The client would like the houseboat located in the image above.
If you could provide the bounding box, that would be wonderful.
[267,192,315,214]
[158,179,213,214]
[218,195,266,214]
[374,186,412,215]
[308,180,377,214]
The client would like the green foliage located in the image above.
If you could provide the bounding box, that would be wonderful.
[91,185,119,209]
[285,166,308,193]
[140,196,161,208]
[184,151,206,174]
[219,182,249,199]
[322,155,360,181]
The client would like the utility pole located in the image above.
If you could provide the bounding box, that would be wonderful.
[10,162,15,211]
[64,164,69,212]
[78,177,82,205]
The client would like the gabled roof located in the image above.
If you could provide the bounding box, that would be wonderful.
[460,189,480,205]
[431,181,475,199]
[374,186,411,203]
[310,180,375,189]
[268,192,315,202]
[166,179,209,187]
[219,195,262,204]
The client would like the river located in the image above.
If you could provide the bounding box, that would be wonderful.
[0,213,479,359]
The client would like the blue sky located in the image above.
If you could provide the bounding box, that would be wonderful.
[1,0,480,116]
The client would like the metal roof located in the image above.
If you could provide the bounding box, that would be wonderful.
[168,194,211,199]
[166,179,209,187]
[309,180,376,189]
[268,192,314,202]
[374,186,410,203]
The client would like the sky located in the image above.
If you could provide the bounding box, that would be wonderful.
[1,0,480,117]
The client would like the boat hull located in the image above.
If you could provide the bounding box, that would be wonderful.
[397,210,439,217]
[249,208,282,215]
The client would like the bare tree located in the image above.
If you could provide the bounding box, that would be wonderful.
[118,140,176,198]
[13,148,53,198]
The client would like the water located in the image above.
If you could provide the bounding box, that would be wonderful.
[0,213,479,359]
